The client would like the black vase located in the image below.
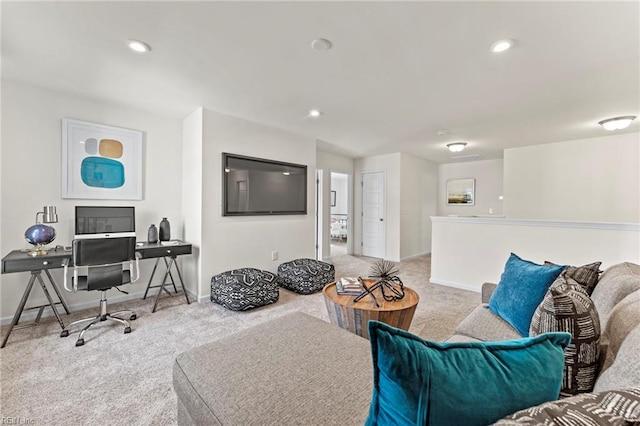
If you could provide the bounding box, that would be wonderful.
[147,224,158,243]
[159,217,170,241]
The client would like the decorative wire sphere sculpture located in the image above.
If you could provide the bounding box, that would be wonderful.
[354,259,405,305]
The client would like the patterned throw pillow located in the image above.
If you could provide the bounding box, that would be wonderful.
[544,261,602,295]
[529,273,601,397]
[494,388,640,425]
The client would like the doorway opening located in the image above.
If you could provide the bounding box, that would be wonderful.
[330,171,350,258]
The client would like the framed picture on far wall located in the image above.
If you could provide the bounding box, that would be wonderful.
[330,190,337,207]
[62,118,143,200]
[446,178,475,205]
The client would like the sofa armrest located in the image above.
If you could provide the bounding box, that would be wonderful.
[482,282,497,304]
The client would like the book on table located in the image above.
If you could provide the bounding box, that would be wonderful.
[336,277,364,295]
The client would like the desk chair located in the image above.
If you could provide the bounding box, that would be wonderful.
[60,237,140,347]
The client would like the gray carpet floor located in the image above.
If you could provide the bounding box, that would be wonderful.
[0,254,478,425]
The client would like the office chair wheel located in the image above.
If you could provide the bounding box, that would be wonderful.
[75,338,85,347]
[60,330,69,338]
[124,326,132,334]
[130,314,137,321]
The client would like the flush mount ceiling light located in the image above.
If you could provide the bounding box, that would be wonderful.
[127,39,151,53]
[447,142,467,153]
[308,109,322,118]
[311,38,332,51]
[490,39,513,53]
[598,116,636,131]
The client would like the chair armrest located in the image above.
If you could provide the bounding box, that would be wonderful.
[62,258,71,292]
[481,282,497,304]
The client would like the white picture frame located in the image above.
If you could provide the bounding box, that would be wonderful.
[446,178,475,205]
[62,118,143,200]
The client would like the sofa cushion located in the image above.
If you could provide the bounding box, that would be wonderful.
[594,324,640,393]
[591,262,640,328]
[545,260,602,295]
[603,290,640,363]
[529,275,601,397]
[494,388,640,425]
[365,321,570,426]
[595,290,640,392]
[489,253,565,336]
[173,312,372,425]
[454,305,521,342]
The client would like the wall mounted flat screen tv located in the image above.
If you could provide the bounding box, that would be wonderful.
[75,206,136,239]
[223,153,307,216]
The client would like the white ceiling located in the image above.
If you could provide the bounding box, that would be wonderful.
[2,1,639,163]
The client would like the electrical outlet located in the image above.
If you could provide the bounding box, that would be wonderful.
[271,251,278,261]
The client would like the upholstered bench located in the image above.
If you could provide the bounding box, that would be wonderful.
[277,258,335,294]
[210,268,278,311]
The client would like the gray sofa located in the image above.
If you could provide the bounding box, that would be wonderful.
[173,262,640,425]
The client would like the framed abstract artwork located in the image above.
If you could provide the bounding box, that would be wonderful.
[446,178,475,205]
[62,118,143,200]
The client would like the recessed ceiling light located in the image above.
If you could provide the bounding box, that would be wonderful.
[598,116,636,131]
[490,39,513,53]
[447,142,467,153]
[308,109,322,118]
[311,38,332,51]
[127,39,151,53]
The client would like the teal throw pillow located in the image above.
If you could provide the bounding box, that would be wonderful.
[489,253,565,336]
[366,321,571,426]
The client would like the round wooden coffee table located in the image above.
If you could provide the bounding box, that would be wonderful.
[323,280,419,339]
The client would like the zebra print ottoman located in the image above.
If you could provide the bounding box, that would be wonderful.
[211,268,279,311]
[277,258,335,295]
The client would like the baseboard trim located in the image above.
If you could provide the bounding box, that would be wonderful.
[1,287,201,326]
[401,251,431,261]
[429,277,481,293]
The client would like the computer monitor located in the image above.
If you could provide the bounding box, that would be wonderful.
[74,206,135,239]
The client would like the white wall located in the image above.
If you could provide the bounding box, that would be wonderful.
[431,216,640,292]
[193,109,316,300]
[0,80,183,320]
[438,159,504,217]
[400,153,438,259]
[504,133,640,222]
[181,109,204,296]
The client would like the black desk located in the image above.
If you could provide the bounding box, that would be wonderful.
[136,241,192,313]
[1,240,192,348]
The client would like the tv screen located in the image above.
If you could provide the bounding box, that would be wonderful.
[222,153,307,216]
[75,206,136,239]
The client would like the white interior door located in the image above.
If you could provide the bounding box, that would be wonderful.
[362,171,385,258]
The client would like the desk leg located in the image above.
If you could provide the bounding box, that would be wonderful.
[152,258,174,313]
[151,257,190,312]
[36,273,66,330]
[1,273,37,348]
[173,259,191,306]
[143,258,161,300]
[44,269,70,314]
[163,257,179,293]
